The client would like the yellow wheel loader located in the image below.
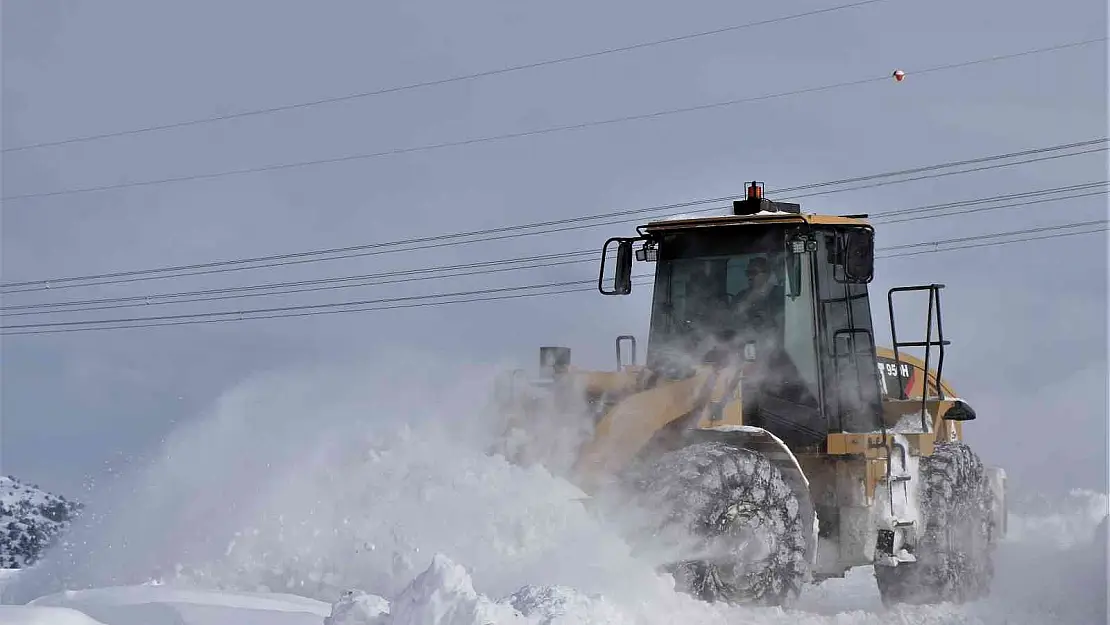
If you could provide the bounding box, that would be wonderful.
[491,182,1007,607]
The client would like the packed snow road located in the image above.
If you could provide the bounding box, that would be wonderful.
[3,358,1107,624]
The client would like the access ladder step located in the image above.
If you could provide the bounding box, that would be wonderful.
[894,340,952,348]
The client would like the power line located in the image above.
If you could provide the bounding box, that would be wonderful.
[873,189,1106,224]
[876,226,1106,259]
[678,146,1108,216]
[5,227,1104,336]
[4,219,1103,334]
[6,226,1104,337]
[2,149,1102,309]
[869,181,1107,221]
[0,279,659,337]
[4,36,1104,203]
[879,219,1107,252]
[3,137,1104,293]
[783,147,1107,201]
[0,252,606,317]
[0,250,598,311]
[5,139,1101,293]
[1,0,889,153]
[2,277,617,331]
[5,181,1103,316]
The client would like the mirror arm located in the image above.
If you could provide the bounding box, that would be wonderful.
[785,230,815,298]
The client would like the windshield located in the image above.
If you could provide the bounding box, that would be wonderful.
[645,226,822,415]
[650,253,784,354]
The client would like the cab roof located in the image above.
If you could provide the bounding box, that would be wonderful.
[640,210,871,234]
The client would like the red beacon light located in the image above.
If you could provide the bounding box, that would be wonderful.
[734,180,801,216]
[745,181,764,200]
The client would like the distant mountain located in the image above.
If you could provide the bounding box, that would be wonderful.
[0,476,82,568]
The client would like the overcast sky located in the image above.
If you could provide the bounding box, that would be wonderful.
[2,0,1106,500]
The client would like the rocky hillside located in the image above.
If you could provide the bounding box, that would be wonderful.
[0,476,82,568]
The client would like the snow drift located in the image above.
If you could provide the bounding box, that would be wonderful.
[4,350,1107,624]
[4,353,676,607]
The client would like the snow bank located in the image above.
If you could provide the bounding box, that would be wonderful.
[321,553,663,625]
[322,552,993,625]
[325,589,389,625]
[373,554,523,625]
[0,569,18,597]
[23,584,330,625]
[0,605,108,624]
[5,354,677,609]
[28,585,332,614]
[7,351,1107,625]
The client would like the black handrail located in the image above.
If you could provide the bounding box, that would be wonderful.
[887,284,951,432]
[616,335,637,369]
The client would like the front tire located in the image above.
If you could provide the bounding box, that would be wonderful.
[623,441,810,606]
[875,441,996,605]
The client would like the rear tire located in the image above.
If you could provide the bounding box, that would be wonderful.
[623,441,810,606]
[875,441,996,605]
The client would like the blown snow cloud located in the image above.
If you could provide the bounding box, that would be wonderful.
[4,351,1107,625]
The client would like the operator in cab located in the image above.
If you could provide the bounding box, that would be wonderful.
[671,259,733,365]
[729,255,784,337]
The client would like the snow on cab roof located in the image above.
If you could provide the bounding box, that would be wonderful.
[643,210,867,229]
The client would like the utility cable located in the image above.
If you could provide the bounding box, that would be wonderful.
[0,278,657,336]
[2,277,620,331]
[3,37,1104,202]
[0,252,608,317]
[679,147,1108,215]
[879,219,1107,252]
[0,250,600,312]
[2,0,889,153]
[2,137,1104,294]
[4,181,1103,316]
[4,218,1103,333]
[868,181,1107,221]
[873,189,1106,225]
[4,227,1103,336]
[6,223,1103,337]
[877,226,1106,259]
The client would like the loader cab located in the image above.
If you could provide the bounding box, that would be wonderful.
[599,183,884,450]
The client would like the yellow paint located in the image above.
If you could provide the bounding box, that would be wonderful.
[571,370,710,491]
[874,346,960,399]
[569,368,642,396]
[694,367,747,428]
[826,432,938,456]
[570,364,752,491]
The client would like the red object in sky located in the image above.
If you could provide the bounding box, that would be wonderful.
[892,69,906,82]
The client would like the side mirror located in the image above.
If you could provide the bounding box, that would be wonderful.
[844,229,874,283]
[599,237,638,295]
[614,240,633,293]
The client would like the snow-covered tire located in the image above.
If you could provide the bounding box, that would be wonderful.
[875,441,996,605]
[623,441,810,606]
